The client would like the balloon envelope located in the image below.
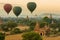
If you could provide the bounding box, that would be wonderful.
[27,2,36,13]
[4,4,12,14]
[13,6,22,17]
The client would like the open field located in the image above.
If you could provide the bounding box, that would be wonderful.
[5,34,23,40]
[44,36,60,40]
[5,33,60,40]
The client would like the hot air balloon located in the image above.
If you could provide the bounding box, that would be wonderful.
[4,4,12,14]
[27,2,37,13]
[13,6,22,17]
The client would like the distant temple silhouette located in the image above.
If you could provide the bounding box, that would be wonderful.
[50,14,55,24]
[26,16,29,20]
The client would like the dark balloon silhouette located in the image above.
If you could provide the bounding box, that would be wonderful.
[27,2,37,13]
[13,6,22,17]
[4,4,12,14]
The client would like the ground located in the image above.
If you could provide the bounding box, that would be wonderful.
[5,34,23,40]
[44,36,60,40]
[5,33,60,40]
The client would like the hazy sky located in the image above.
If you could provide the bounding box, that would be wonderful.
[0,0,60,17]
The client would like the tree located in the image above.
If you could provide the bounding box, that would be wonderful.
[43,16,51,24]
[29,26,35,31]
[1,21,17,32]
[49,23,57,29]
[1,24,9,32]
[27,21,36,31]
[0,32,5,40]
[40,22,48,28]
[11,28,22,34]
[22,32,42,40]
[6,21,17,30]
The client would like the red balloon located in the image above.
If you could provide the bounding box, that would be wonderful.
[4,4,12,14]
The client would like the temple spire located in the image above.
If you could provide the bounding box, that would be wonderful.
[34,21,40,32]
[26,16,29,20]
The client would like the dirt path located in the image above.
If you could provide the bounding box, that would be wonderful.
[43,36,60,40]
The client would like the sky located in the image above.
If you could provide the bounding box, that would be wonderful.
[0,0,60,18]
